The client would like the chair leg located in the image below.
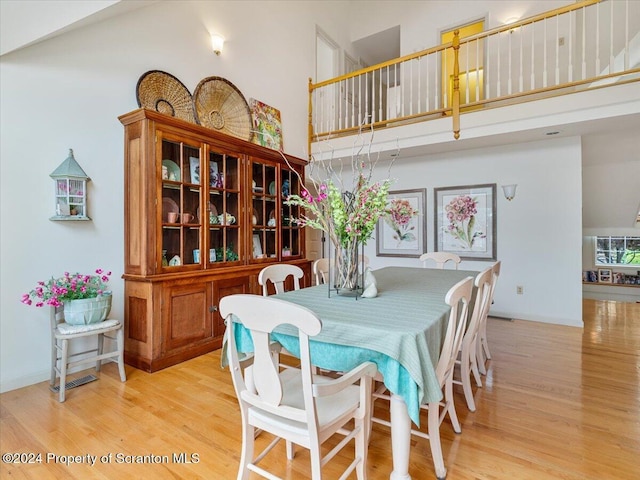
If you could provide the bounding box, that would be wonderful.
[59,339,69,402]
[238,422,253,480]
[460,354,476,413]
[470,345,482,388]
[481,335,492,360]
[477,340,487,376]
[445,376,461,433]
[286,440,295,460]
[116,327,127,382]
[96,333,104,372]
[50,339,58,387]
[480,322,492,360]
[427,401,447,480]
[355,417,368,480]
[309,438,323,479]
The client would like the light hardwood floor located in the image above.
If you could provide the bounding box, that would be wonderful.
[1,299,639,479]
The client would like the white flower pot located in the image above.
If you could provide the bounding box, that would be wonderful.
[63,294,112,325]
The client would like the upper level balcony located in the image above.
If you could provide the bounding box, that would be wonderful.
[308,0,640,161]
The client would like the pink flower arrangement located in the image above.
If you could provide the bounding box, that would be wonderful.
[21,269,112,308]
[286,174,391,248]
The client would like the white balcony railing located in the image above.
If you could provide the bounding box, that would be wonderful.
[308,0,640,149]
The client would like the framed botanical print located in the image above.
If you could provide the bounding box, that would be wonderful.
[376,188,426,257]
[434,183,497,261]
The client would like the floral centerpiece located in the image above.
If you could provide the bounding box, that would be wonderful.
[285,135,394,293]
[384,198,419,246]
[21,269,113,325]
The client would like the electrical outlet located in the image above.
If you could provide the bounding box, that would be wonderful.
[516,285,524,295]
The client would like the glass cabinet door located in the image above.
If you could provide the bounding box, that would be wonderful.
[250,159,278,261]
[207,149,241,265]
[280,166,303,258]
[160,138,202,269]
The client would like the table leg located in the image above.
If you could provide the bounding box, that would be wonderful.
[389,393,412,480]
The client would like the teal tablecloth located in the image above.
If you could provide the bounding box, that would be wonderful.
[232,266,475,426]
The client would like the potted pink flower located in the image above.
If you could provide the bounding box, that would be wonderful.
[21,269,112,325]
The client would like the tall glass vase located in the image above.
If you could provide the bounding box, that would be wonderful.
[332,240,363,296]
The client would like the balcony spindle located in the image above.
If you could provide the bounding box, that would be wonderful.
[555,15,560,85]
[592,3,600,80]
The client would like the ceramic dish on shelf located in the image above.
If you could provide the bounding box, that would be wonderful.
[252,208,260,226]
[162,159,181,181]
[267,209,276,227]
[162,197,179,222]
[268,181,276,196]
[197,202,218,223]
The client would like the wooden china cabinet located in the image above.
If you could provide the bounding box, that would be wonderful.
[119,108,310,372]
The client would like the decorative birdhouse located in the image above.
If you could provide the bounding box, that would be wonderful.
[50,149,92,221]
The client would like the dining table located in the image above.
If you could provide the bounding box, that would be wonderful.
[231,265,476,480]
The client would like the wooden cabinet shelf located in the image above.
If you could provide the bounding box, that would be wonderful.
[120,108,311,372]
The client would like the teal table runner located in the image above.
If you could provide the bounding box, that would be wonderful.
[232,266,475,425]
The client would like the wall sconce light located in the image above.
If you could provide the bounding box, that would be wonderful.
[50,148,92,221]
[211,34,224,56]
[502,184,517,201]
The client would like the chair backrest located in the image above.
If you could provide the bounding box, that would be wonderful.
[312,258,330,285]
[220,294,322,429]
[50,305,64,331]
[420,252,461,270]
[258,264,304,296]
[489,260,501,304]
[435,276,473,386]
[462,267,493,349]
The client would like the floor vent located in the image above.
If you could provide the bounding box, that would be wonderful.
[50,374,98,392]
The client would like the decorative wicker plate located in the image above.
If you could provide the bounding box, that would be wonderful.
[136,70,197,124]
[193,77,253,141]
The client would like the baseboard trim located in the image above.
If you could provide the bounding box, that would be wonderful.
[489,315,514,321]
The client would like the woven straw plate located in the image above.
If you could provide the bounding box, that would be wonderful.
[193,77,253,142]
[136,70,197,124]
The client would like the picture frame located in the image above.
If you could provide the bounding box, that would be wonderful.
[189,157,200,184]
[612,272,625,284]
[434,183,497,261]
[376,188,426,258]
[252,234,263,258]
[249,98,283,151]
[598,268,612,283]
[209,161,219,187]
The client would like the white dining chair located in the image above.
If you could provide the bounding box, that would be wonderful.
[313,255,369,286]
[258,263,303,296]
[419,252,461,270]
[451,266,493,412]
[478,260,501,375]
[220,294,377,480]
[312,258,330,285]
[50,305,126,402]
[371,275,473,480]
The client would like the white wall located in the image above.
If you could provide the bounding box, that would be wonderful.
[360,136,584,326]
[348,0,571,52]
[0,1,351,393]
